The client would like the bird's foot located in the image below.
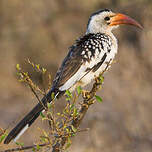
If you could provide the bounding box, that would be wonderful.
[95,75,104,85]
[82,90,91,100]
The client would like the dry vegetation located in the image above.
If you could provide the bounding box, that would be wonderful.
[0,0,152,151]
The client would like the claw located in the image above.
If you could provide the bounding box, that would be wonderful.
[82,90,90,100]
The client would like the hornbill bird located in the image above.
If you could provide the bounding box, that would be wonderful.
[4,9,142,144]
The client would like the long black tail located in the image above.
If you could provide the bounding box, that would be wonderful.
[4,90,60,144]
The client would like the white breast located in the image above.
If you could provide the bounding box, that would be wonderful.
[59,33,118,92]
[81,43,117,86]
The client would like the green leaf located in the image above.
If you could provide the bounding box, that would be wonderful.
[0,133,8,143]
[95,95,103,103]
[66,128,70,133]
[99,75,104,83]
[57,112,61,116]
[72,133,76,137]
[16,64,21,71]
[36,144,41,151]
[65,90,72,98]
[70,104,74,110]
[77,86,82,95]
[73,108,78,117]
[65,90,72,101]
[42,68,46,74]
[36,64,40,70]
[47,103,52,109]
[51,92,55,99]
[15,142,24,146]
[32,147,36,152]
[66,97,71,101]
[40,112,45,118]
[65,137,71,150]
[40,136,48,143]
[71,125,77,133]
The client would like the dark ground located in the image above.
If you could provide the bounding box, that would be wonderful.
[0,0,152,151]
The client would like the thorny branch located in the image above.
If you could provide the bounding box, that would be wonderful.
[1,61,112,152]
[52,73,104,152]
[51,61,111,152]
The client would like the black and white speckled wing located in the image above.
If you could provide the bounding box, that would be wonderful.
[52,34,92,91]
[52,33,115,92]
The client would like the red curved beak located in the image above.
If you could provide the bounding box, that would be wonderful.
[110,13,143,29]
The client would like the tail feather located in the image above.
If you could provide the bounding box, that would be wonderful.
[4,90,59,144]
[4,103,43,144]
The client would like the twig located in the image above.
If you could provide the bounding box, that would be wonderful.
[20,71,47,110]
[52,75,103,152]
[3,61,112,152]
[1,143,50,152]
[51,61,112,152]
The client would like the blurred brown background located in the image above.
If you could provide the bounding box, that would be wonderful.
[0,0,152,151]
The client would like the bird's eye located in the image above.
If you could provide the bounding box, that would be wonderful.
[104,16,110,21]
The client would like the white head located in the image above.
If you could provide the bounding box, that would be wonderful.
[86,9,143,34]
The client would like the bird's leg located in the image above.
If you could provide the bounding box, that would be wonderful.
[82,75,104,101]
[82,90,91,100]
